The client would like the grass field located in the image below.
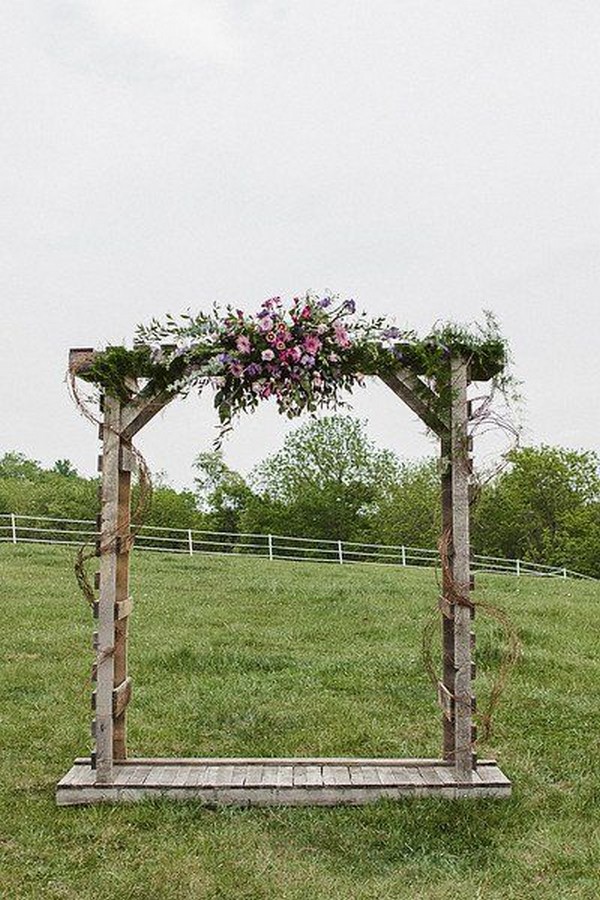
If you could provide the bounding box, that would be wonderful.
[1,544,599,899]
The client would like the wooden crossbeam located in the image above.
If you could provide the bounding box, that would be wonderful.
[120,389,175,440]
[380,367,449,438]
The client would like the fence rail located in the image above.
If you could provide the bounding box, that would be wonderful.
[0,513,594,581]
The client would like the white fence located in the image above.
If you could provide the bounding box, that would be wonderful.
[0,512,594,580]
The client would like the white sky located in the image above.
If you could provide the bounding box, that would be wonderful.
[1,1,599,488]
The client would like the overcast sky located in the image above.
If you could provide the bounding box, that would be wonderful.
[1,1,599,488]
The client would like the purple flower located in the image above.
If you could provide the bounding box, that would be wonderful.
[344,299,356,313]
[245,362,262,377]
[318,297,332,308]
[236,335,252,354]
[301,354,315,367]
[218,352,233,363]
[383,327,402,340]
[262,349,275,361]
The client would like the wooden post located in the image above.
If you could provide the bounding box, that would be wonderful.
[113,433,132,761]
[95,395,121,782]
[450,356,474,781]
[440,434,455,761]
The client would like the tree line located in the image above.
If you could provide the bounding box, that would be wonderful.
[1,415,599,576]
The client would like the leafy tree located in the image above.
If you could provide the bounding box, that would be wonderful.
[377,458,440,548]
[0,452,44,481]
[193,451,252,534]
[244,416,400,541]
[52,459,78,477]
[139,485,208,531]
[473,445,600,567]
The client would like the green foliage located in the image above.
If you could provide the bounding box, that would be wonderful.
[193,451,253,533]
[473,446,600,573]
[0,455,98,519]
[139,485,208,532]
[52,459,78,477]
[244,416,399,541]
[0,451,44,481]
[377,458,441,548]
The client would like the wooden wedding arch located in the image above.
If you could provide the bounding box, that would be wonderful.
[56,347,511,805]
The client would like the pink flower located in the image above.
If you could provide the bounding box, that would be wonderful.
[276,341,286,351]
[258,316,274,333]
[266,332,277,343]
[236,335,252,354]
[289,346,303,362]
[229,362,244,378]
[333,323,351,348]
[262,349,275,361]
[303,334,322,355]
[329,352,340,362]
[301,305,312,319]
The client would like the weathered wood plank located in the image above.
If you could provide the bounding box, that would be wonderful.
[56,761,511,805]
[440,433,456,761]
[322,766,350,786]
[437,681,455,722]
[275,766,294,787]
[73,755,499,768]
[115,597,133,621]
[95,395,120,782]
[450,356,474,781]
[438,595,454,619]
[112,677,132,718]
[243,766,265,787]
[113,427,132,761]
[120,390,175,440]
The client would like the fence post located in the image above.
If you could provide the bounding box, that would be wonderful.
[11,513,17,544]
[268,533,273,562]
[516,558,521,577]
[562,567,567,580]
[187,529,193,557]
[401,545,406,567]
[338,540,343,564]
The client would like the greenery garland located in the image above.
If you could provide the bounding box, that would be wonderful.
[80,295,509,432]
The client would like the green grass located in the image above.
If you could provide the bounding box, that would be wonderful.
[1,544,599,900]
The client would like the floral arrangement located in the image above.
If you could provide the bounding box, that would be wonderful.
[79,294,508,435]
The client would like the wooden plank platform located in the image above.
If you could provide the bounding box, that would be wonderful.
[56,759,511,806]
